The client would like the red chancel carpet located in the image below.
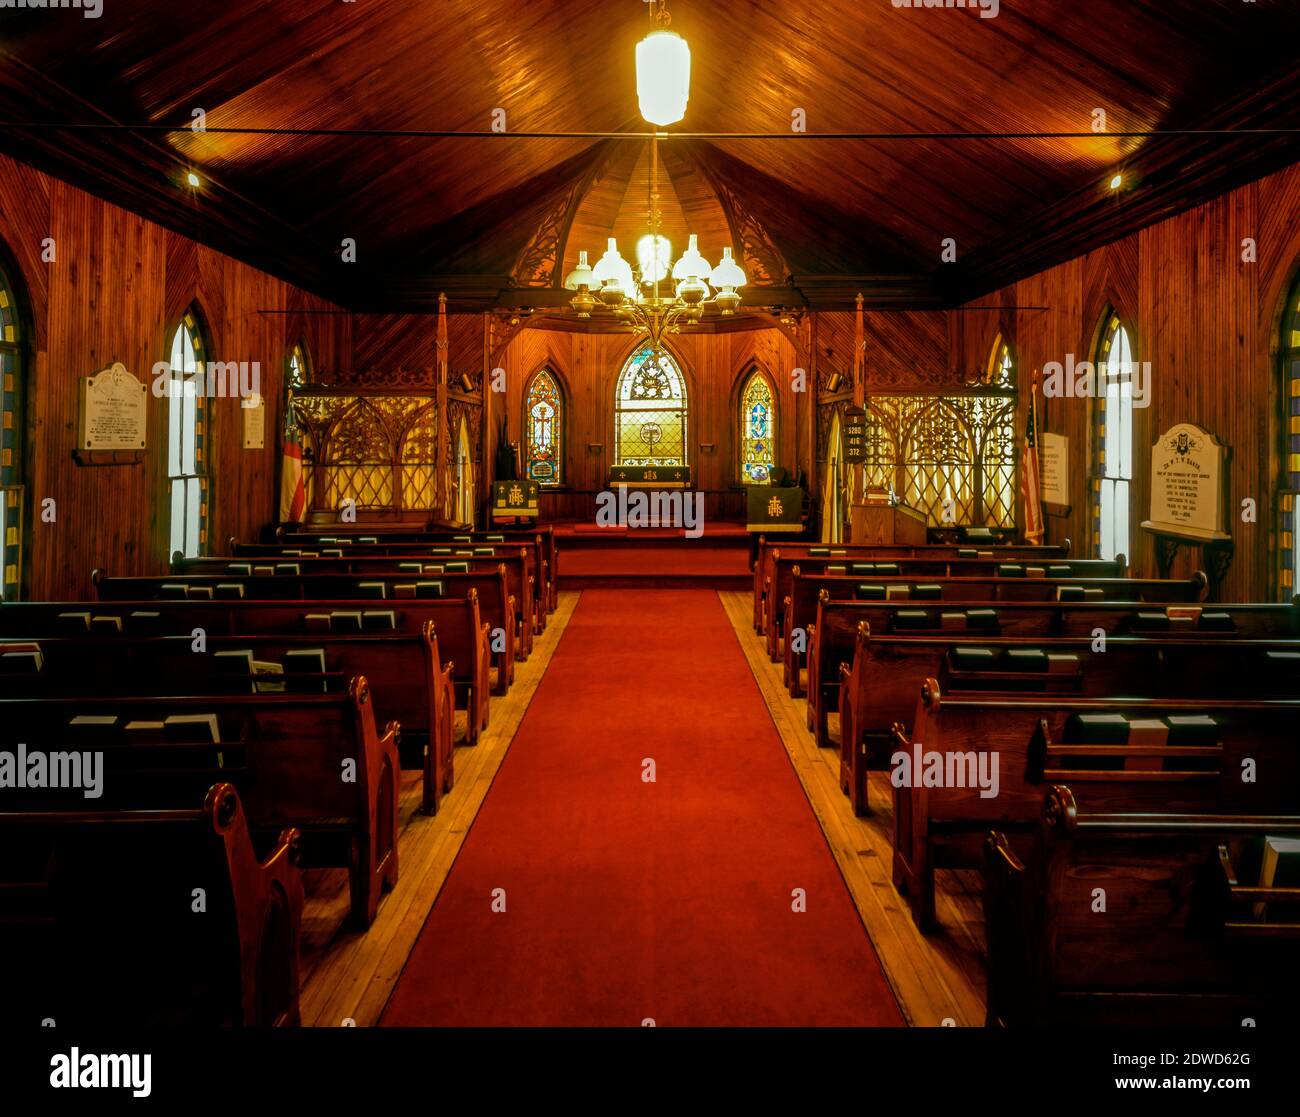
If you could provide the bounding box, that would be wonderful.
[380,589,903,1026]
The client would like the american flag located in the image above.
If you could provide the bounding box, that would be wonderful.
[279,393,306,523]
[1021,371,1044,543]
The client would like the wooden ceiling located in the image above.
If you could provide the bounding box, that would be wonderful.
[0,0,1297,311]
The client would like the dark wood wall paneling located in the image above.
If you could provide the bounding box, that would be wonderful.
[0,154,351,600]
[962,161,1300,603]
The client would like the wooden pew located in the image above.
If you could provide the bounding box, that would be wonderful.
[0,679,400,928]
[774,556,1133,681]
[228,536,551,632]
[0,595,491,743]
[891,683,1300,930]
[816,595,1300,751]
[0,783,303,1026]
[777,568,1206,676]
[752,538,1076,633]
[835,627,1300,816]
[985,786,1300,1027]
[178,551,535,659]
[273,524,557,615]
[93,564,520,690]
[0,627,456,815]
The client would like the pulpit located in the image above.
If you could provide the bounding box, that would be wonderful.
[849,498,927,546]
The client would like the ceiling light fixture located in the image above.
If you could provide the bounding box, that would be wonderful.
[186,170,201,187]
[1109,172,1123,191]
[564,136,747,347]
[636,0,690,127]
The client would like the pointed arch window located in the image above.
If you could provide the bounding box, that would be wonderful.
[739,369,776,483]
[1280,276,1300,599]
[288,341,310,391]
[1093,313,1134,562]
[989,339,1015,389]
[166,307,210,558]
[524,368,563,485]
[0,260,24,600]
[615,346,688,466]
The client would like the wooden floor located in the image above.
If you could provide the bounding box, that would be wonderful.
[297,591,579,1026]
[299,587,985,1027]
[717,590,988,1027]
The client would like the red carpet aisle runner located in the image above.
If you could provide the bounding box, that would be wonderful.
[380,589,903,1026]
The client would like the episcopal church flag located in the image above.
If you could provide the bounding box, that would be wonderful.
[1021,372,1044,543]
[280,393,306,523]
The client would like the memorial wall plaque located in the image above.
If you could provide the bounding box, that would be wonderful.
[1140,422,1230,542]
[78,363,147,451]
[242,392,266,450]
[1040,432,1069,507]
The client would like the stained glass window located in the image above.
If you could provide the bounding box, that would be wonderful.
[288,341,310,391]
[1094,313,1134,563]
[1280,278,1300,600]
[166,307,209,559]
[989,339,1015,389]
[740,370,776,483]
[615,346,688,466]
[0,260,24,600]
[524,368,563,485]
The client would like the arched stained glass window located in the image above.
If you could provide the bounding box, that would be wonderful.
[739,370,776,483]
[288,340,310,391]
[524,368,563,485]
[1280,276,1300,600]
[615,346,688,466]
[0,260,24,600]
[167,307,210,559]
[1094,313,1134,563]
[989,339,1014,389]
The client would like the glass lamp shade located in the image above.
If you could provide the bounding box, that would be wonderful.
[636,29,691,126]
[710,246,747,289]
[591,238,635,298]
[636,234,673,285]
[672,233,712,281]
[563,250,599,291]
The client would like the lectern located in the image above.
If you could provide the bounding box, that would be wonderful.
[849,498,927,546]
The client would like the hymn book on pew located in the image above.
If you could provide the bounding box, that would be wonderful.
[1254,838,1300,922]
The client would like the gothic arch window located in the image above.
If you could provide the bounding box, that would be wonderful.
[615,346,689,467]
[1093,313,1135,562]
[0,257,25,599]
[988,338,1015,389]
[524,367,563,485]
[1280,275,1300,599]
[739,368,777,483]
[288,340,310,391]
[455,417,475,525]
[166,306,211,558]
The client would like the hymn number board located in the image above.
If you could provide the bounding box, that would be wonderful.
[841,407,867,464]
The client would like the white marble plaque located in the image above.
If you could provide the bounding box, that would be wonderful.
[78,363,147,451]
[1040,432,1069,506]
[242,392,266,450]
[1141,423,1229,541]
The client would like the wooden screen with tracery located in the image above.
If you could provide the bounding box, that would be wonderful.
[292,390,439,514]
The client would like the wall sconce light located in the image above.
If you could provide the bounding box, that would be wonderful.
[459,372,474,392]
[699,442,716,454]
[586,442,604,454]
[825,371,843,393]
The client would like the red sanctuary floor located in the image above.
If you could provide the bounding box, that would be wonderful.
[380,589,902,1027]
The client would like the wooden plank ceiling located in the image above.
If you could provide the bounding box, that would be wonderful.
[0,0,1296,312]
